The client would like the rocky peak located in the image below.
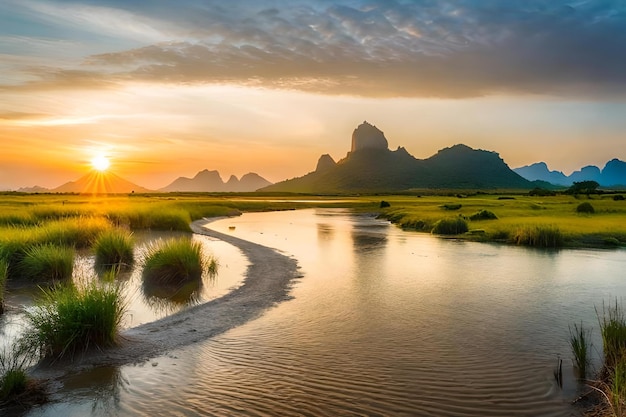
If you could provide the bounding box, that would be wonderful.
[315,154,336,172]
[351,121,388,153]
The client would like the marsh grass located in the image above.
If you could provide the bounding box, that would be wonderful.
[0,343,31,403]
[18,244,74,283]
[469,209,498,220]
[21,279,126,359]
[93,229,135,271]
[0,259,7,313]
[142,238,206,285]
[569,322,591,379]
[432,217,469,235]
[107,207,191,231]
[512,225,563,248]
[597,300,626,371]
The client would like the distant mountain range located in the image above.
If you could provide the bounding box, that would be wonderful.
[160,170,272,192]
[261,121,533,193]
[514,160,626,187]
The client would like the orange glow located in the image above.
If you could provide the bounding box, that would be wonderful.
[91,155,110,172]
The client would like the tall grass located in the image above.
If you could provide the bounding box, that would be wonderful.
[142,238,206,285]
[93,229,135,271]
[432,217,469,235]
[597,300,626,371]
[17,244,74,283]
[107,207,191,231]
[0,343,31,403]
[512,225,563,248]
[20,280,126,359]
[569,322,591,379]
[0,259,7,314]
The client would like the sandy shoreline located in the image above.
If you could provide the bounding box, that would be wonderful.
[32,218,301,381]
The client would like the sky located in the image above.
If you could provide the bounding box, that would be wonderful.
[1,0,626,190]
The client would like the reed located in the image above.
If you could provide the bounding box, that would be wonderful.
[93,229,135,271]
[142,238,206,285]
[432,217,469,235]
[21,279,126,359]
[597,300,626,371]
[18,244,74,283]
[0,259,6,314]
[569,322,591,379]
[512,225,563,248]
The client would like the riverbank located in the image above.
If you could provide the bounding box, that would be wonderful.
[30,218,300,382]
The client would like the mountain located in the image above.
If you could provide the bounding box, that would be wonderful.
[514,159,626,187]
[17,185,50,193]
[52,171,151,194]
[262,121,532,193]
[512,163,569,186]
[160,169,272,192]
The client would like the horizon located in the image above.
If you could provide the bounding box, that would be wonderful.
[2,1,626,190]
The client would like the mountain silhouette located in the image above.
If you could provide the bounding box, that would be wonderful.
[160,169,272,192]
[52,171,151,194]
[262,122,532,193]
[514,159,626,187]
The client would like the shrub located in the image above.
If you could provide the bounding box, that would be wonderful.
[379,200,391,208]
[18,244,74,282]
[432,217,469,235]
[605,237,621,247]
[21,280,126,359]
[513,225,563,248]
[469,210,498,220]
[93,229,135,271]
[614,195,625,201]
[142,238,207,285]
[576,202,595,214]
[440,204,462,211]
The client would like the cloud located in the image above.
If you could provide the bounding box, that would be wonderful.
[3,0,626,98]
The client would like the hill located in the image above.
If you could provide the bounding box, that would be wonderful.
[262,122,532,193]
[160,170,272,192]
[514,159,626,187]
[52,171,151,194]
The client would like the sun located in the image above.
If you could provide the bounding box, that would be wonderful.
[91,154,110,172]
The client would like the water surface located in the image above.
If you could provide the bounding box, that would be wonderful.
[25,209,626,416]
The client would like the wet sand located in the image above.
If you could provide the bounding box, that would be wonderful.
[32,218,300,380]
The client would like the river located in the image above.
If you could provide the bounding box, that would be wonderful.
[19,208,626,416]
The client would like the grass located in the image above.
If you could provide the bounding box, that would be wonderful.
[512,225,564,248]
[17,244,74,283]
[0,259,7,314]
[577,202,595,214]
[432,217,469,235]
[469,209,498,220]
[20,279,126,359]
[142,238,207,285]
[569,322,591,379]
[597,300,626,371]
[0,343,31,404]
[93,229,135,271]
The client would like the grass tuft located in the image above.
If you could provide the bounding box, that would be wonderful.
[469,209,498,220]
[142,238,207,285]
[20,280,126,359]
[597,300,626,371]
[577,202,595,214]
[569,322,591,379]
[432,217,469,235]
[93,229,135,271]
[512,225,563,248]
[18,244,74,283]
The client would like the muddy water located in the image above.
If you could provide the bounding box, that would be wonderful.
[22,209,626,416]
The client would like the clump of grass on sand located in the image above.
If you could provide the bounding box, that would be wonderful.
[142,238,208,285]
[20,280,126,359]
[17,244,74,283]
[93,229,135,271]
[432,217,468,235]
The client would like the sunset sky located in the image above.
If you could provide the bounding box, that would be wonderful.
[1,0,625,190]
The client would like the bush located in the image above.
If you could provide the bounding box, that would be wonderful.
[469,210,498,220]
[93,229,135,271]
[18,244,74,282]
[142,238,207,285]
[21,280,126,359]
[432,217,469,235]
[513,225,563,248]
[379,200,391,208]
[614,195,625,201]
[576,202,595,214]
